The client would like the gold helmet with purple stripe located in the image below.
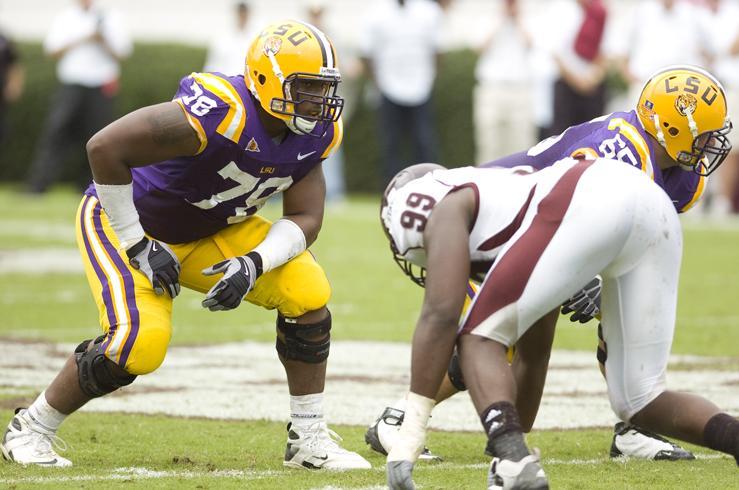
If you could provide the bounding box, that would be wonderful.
[637,65,732,176]
[245,20,343,136]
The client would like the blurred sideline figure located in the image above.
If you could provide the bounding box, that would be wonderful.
[360,0,444,188]
[307,1,354,203]
[550,0,608,134]
[367,65,732,464]
[203,2,257,76]
[25,0,132,193]
[2,19,370,471]
[527,23,558,142]
[616,0,708,108]
[472,0,534,164]
[0,26,23,157]
[700,0,739,216]
[381,157,739,489]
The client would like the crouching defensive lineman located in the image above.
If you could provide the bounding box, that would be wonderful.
[368,64,732,462]
[381,161,739,489]
[1,20,369,470]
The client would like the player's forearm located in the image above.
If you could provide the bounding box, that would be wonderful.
[250,218,308,274]
[87,131,144,249]
[409,316,459,399]
[281,213,321,247]
[87,131,134,185]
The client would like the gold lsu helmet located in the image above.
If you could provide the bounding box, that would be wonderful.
[637,65,732,176]
[245,20,343,137]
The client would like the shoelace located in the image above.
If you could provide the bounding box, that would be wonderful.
[31,429,69,456]
[303,422,349,454]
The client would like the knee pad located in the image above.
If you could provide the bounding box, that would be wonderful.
[447,349,467,391]
[74,336,137,398]
[276,311,331,364]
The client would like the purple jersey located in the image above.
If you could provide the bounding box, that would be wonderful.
[481,110,706,213]
[86,72,343,243]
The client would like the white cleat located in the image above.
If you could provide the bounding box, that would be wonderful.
[487,452,549,490]
[610,422,695,461]
[284,421,371,470]
[1,408,72,467]
[365,406,442,461]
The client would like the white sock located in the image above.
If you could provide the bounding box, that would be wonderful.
[26,391,67,432]
[393,397,407,411]
[290,393,324,430]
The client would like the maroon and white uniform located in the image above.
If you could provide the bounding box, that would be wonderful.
[381,158,682,420]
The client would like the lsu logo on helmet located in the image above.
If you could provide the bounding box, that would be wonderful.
[637,65,732,176]
[245,20,343,137]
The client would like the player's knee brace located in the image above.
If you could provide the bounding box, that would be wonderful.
[275,311,331,363]
[447,350,468,392]
[74,336,137,398]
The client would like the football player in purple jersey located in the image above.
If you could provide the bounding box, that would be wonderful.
[367,65,733,462]
[1,20,370,470]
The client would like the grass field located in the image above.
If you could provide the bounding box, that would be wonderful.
[1,186,738,488]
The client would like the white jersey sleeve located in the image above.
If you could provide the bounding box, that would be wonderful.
[381,165,547,277]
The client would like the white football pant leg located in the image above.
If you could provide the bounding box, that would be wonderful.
[464,162,682,424]
[599,178,682,422]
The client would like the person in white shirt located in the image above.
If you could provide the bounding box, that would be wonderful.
[203,2,256,76]
[701,0,739,216]
[473,0,534,164]
[26,0,132,193]
[360,0,444,187]
[618,0,708,107]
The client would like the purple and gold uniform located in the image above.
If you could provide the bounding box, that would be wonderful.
[76,72,342,374]
[482,110,706,213]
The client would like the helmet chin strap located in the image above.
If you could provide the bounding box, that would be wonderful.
[652,114,667,148]
[266,50,319,135]
[286,116,317,135]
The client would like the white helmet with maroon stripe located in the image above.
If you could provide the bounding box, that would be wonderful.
[380,163,446,287]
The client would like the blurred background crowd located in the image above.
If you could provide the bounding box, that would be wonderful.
[0,0,737,215]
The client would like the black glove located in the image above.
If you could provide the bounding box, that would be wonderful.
[201,252,262,311]
[561,276,601,323]
[126,237,181,298]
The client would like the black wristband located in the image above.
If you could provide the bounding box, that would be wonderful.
[125,237,150,259]
[245,251,264,277]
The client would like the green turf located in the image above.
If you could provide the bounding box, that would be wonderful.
[1,187,739,487]
[2,186,739,354]
[0,410,736,489]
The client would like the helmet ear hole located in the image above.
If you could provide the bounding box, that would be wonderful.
[668,127,679,137]
[258,74,266,85]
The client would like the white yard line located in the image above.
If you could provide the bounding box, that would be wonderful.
[1,454,731,486]
[0,248,82,274]
[0,467,278,485]
[1,341,738,432]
